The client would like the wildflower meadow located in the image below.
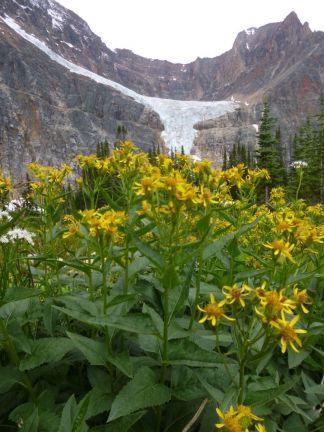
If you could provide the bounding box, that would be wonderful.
[0,141,323,431]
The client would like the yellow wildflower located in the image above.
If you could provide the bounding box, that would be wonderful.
[270,314,307,353]
[222,283,252,307]
[255,287,296,322]
[292,287,310,314]
[236,404,263,428]
[134,176,162,196]
[198,293,234,326]
[216,406,242,432]
[192,186,218,207]
[263,239,295,263]
[63,215,79,238]
[255,424,267,432]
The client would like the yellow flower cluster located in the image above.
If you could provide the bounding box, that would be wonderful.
[216,404,265,432]
[198,281,309,354]
[254,282,309,353]
[64,209,126,242]
[0,170,11,196]
[28,163,72,186]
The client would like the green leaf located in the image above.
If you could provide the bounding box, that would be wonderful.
[67,332,133,377]
[196,371,224,401]
[131,236,164,269]
[169,261,195,321]
[72,393,91,432]
[246,378,298,407]
[108,367,171,422]
[2,287,41,303]
[90,411,145,432]
[0,365,21,393]
[20,407,39,432]
[202,232,235,260]
[58,396,77,432]
[66,332,107,366]
[168,340,236,367]
[288,348,310,368]
[55,307,159,336]
[304,384,324,395]
[20,337,72,370]
[108,314,161,336]
[277,395,313,421]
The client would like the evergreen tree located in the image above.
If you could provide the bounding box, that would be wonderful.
[289,97,324,203]
[255,102,285,201]
[316,95,324,202]
[227,142,253,168]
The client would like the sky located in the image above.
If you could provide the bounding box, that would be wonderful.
[56,0,324,63]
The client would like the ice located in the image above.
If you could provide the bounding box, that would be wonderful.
[2,15,238,154]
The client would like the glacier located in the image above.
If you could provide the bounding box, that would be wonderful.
[2,15,237,154]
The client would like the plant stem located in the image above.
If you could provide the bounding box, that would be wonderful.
[295,169,303,201]
[100,236,108,313]
[189,256,202,330]
[123,237,129,295]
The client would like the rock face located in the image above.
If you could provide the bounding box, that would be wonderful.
[0,0,324,180]
[192,110,257,166]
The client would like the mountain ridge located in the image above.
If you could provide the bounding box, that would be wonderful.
[0,0,323,181]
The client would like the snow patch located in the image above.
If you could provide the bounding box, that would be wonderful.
[62,41,74,48]
[252,124,259,132]
[1,15,238,154]
[246,43,250,50]
[48,7,64,29]
[245,28,256,36]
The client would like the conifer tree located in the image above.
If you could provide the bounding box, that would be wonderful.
[255,102,285,201]
[288,111,324,202]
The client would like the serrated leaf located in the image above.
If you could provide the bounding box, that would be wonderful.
[288,348,310,368]
[67,332,133,377]
[108,367,171,422]
[20,407,39,432]
[58,396,77,432]
[20,337,72,370]
[55,307,159,336]
[72,393,91,432]
[91,411,145,432]
[131,236,164,269]
[168,340,236,367]
[304,384,324,395]
[196,371,224,402]
[246,378,298,407]
[277,394,313,421]
[0,365,21,393]
[202,232,235,260]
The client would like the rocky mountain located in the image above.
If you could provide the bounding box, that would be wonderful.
[0,0,323,181]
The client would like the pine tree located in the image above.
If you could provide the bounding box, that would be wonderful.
[255,102,285,201]
[316,95,324,202]
[288,116,321,202]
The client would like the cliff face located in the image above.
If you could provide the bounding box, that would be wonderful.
[0,0,323,180]
[0,8,164,180]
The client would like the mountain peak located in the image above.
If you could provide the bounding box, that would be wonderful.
[280,11,311,39]
[282,11,301,26]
